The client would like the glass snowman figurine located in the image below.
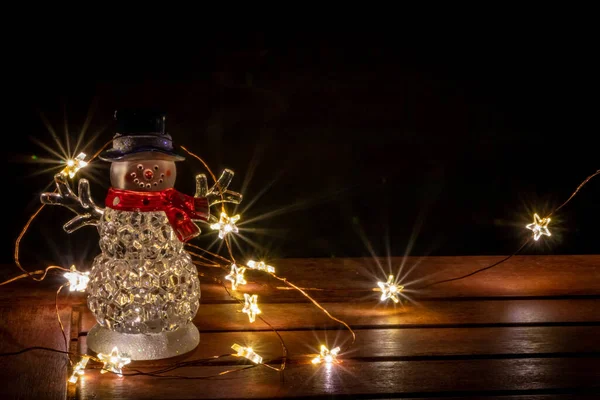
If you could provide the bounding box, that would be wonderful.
[41,110,241,360]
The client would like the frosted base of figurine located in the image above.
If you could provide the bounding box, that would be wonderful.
[87,322,200,360]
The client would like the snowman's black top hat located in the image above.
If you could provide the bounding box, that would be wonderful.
[99,109,185,162]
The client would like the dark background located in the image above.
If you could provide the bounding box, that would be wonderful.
[2,31,598,270]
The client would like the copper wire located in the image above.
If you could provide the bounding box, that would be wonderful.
[180,145,356,363]
[0,265,69,286]
[220,280,287,373]
[13,202,50,277]
[186,243,232,264]
[13,138,112,279]
[548,169,600,217]
[416,168,600,288]
[55,283,72,366]
[268,272,356,351]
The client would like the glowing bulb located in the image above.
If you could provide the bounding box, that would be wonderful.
[61,152,88,179]
[377,275,403,303]
[210,212,240,239]
[231,343,263,364]
[312,345,340,365]
[64,265,90,292]
[225,263,247,290]
[247,260,275,273]
[97,346,131,376]
[526,213,551,241]
[68,355,90,384]
[242,293,261,323]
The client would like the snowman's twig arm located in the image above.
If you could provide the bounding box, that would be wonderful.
[40,173,104,233]
[195,169,243,207]
[208,189,243,206]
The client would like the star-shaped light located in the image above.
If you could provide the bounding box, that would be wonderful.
[231,343,263,364]
[312,345,341,364]
[225,264,247,290]
[246,260,275,274]
[64,265,90,292]
[61,152,88,179]
[377,275,403,303]
[97,346,131,376]
[242,293,261,323]
[526,213,551,241]
[210,212,240,239]
[68,355,90,384]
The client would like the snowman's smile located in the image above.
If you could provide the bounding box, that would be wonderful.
[110,158,177,191]
[129,163,169,189]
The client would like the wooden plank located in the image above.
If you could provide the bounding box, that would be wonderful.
[177,254,600,302]
[0,305,72,400]
[222,255,600,299]
[81,298,600,333]
[2,254,599,303]
[78,357,600,399]
[77,325,600,365]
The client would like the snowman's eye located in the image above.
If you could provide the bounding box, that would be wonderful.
[154,165,159,170]
[137,164,143,170]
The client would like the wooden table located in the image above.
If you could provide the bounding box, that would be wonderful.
[1,255,599,399]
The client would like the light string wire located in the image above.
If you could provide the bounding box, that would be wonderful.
[13,139,113,280]
[55,283,71,365]
[180,145,290,376]
[4,140,115,368]
[416,168,600,290]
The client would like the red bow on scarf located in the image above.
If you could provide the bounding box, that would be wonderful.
[105,188,210,242]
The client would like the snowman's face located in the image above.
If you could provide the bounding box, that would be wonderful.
[110,159,177,191]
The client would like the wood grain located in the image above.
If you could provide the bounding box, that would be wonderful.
[78,358,600,399]
[0,305,72,400]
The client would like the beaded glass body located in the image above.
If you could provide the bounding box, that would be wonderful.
[87,208,200,334]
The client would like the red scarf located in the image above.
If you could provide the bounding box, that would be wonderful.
[105,188,209,242]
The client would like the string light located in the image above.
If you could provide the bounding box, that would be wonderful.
[377,275,403,303]
[231,343,263,364]
[210,212,240,239]
[526,213,551,241]
[68,355,90,383]
[97,347,131,376]
[312,345,340,365]
[63,265,90,292]
[242,293,261,323]
[61,152,88,179]
[247,260,275,273]
[225,264,247,290]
